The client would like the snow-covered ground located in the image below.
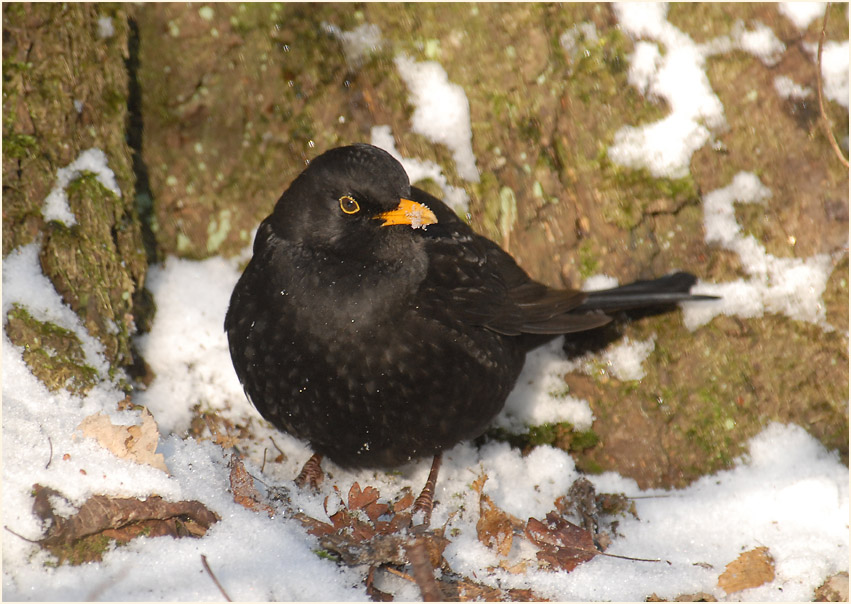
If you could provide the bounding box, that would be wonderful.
[3,3,847,601]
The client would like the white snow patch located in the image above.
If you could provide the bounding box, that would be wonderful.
[97,16,115,39]
[778,2,827,30]
[804,39,850,108]
[133,256,250,434]
[42,148,121,226]
[394,54,480,182]
[700,20,787,66]
[494,331,656,433]
[732,20,786,66]
[608,3,726,178]
[371,125,471,213]
[495,337,595,432]
[773,75,813,100]
[323,22,383,68]
[3,243,110,377]
[597,336,656,381]
[682,172,834,329]
[582,273,621,291]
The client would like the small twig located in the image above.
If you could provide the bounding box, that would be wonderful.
[597,550,663,563]
[404,538,442,602]
[201,554,232,602]
[382,566,416,583]
[44,435,53,470]
[4,525,41,544]
[260,448,267,474]
[816,3,849,168]
[268,436,286,460]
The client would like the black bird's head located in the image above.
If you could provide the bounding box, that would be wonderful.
[266,144,437,259]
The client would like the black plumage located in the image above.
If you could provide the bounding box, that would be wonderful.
[225,144,710,471]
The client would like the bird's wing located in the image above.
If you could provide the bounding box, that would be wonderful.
[411,188,611,336]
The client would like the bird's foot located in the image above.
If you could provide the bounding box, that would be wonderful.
[294,453,324,491]
[411,454,442,529]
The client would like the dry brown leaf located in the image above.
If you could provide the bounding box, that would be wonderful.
[228,454,275,516]
[393,490,415,512]
[348,482,380,511]
[814,571,849,602]
[32,483,218,563]
[77,408,168,473]
[493,559,529,574]
[477,493,514,557]
[717,546,775,594]
[471,472,488,496]
[441,575,549,602]
[525,512,598,572]
[472,471,521,557]
[295,511,336,537]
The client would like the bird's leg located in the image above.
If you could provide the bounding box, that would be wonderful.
[412,453,442,527]
[294,453,324,491]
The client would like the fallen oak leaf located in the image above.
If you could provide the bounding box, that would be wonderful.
[294,512,336,537]
[76,408,168,473]
[332,508,376,542]
[526,513,598,572]
[321,486,379,542]
[717,546,775,594]
[363,500,390,524]
[477,493,515,557]
[32,484,218,546]
[348,482,380,511]
[30,484,218,563]
[393,490,415,512]
[228,454,275,517]
[375,489,415,534]
[295,481,448,578]
[347,483,391,524]
[472,472,524,557]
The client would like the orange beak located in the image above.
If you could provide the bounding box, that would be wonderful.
[375,198,438,230]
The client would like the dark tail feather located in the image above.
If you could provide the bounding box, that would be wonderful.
[574,271,717,313]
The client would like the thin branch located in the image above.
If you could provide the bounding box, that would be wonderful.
[4,525,41,544]
[404,538,442,602]
[44,435,53,470]
[201,554,232,602]
[383,566,416,583]
[268,436,286,460]
[816,3,849,168]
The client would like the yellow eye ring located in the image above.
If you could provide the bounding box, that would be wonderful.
[339,195,360,215]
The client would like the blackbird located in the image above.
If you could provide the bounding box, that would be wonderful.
[225,143,713,520]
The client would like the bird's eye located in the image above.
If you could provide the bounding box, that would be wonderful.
[339,195,360,215]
